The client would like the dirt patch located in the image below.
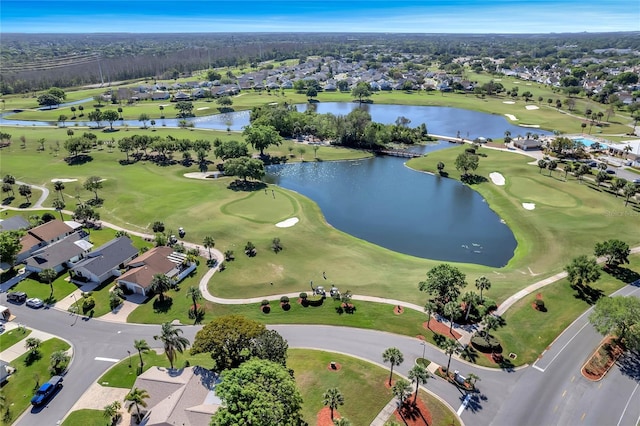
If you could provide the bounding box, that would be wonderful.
[394,305,404,315]
[582,336,624,381]
[327,362,342,372]
[316,407,342,426]
[393,397,434,426]
[423,319,462,341]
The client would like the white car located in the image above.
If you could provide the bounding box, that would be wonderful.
[26,298,44,308]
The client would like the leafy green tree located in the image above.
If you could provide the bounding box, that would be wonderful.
[57,114,68,127]
[175,101,194,118]
[271,237,283,254]
[351,81,372,103]
[537,159,547,173]
[87,110,103,127]
[0,230,24,266]
[392,378,412,406]
[382,347,404,386]
[153,322,190,370]
[306,86,318,101]
[454,152,479,176]
[2,175,15,196]
[191,314,266,370]
[322,387,344,420]
[63,135,93,157]
[38,268,57,299]
[243,124,283,156]
[102,110,119,131]
[594,239,630,267]
[547,160,558,176]
[442,338,458,374]
[48,87,66,100]
[214,140,249,160]
[37,93,61,109]
[223,157,265,182]
[83,176,103,201]
[408,364,429,404]
[589,296,640,350]
[249,329,289,366]
[475,276,491,303]
[118,137,134,162]
[437,161,445,174]
[134,339,150,371]
[564,255,601,287]
[419,263,467,306]
[149,274,171,301]
[125,387,149,423]
[211,359,303,426]
[73,203,99,224]
[52,199,65,220]
[18,184,32,203]
[138,113,150,128]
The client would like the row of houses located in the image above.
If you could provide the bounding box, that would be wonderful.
[1,218,195,297]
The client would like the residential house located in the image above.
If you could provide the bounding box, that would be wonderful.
[173,92,192,101]
[24,233,93,274]
[70,237,139,285]
[0,216,30,232]
[151,91,170,101]
[0,360,13,383]
[116,246,196,296]
[130,366,220,425]
[16,220,75,263]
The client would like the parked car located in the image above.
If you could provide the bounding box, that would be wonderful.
[26,298,44,308]
[633,178,640,184]
[605,169,616,175]
[7,291,27,303]
[30,376,63,406]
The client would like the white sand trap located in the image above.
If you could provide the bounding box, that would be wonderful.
[196,107,210,111]
[51,178,78,183]
[503,101,516,104]
[276,217,299,228]
[159,104,170,107]
[504,114,518,121]
[489,172,505,186]
[525,105,539,110]
[520,124,540,128]
[522,203,536,210]
[183,172,220,180]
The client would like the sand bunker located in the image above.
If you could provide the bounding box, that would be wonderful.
[183,172,221,180]
[503,101,516,104]
[489,172,505,186]
[196,107,210,111]
[525,105,539,110]
[522,203,536,210]
[51,178,78,183]
[504,114,518,121]
[276,217,299,228]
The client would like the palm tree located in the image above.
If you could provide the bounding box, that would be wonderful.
[611,178,626,198]
[134,339,150,371]
[39,268,57,299]
[186,286,202,314]
[482,315,501,350]
[125,387,149,424]
[391,378,412,407]
[25,337,42,353]
[333,418,352,426]
[149,274,171,301]
[475,276,491,303]
[322,387,344,420]
[443,301,459,333]
[103,401,121,426]
[623,183,637,207]
[203,236,215,260]
[153,322,190,369]
[465,373,481,390]
[49,350,70,374]
[408,364,429,404]
[382,347,404,386]
[52,199,66,220]
[53,180,65,201]
[442,338,459,374]
[70,106,77,119]
[424,300,437,329]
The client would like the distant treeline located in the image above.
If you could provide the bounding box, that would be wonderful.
[1,32,638,94]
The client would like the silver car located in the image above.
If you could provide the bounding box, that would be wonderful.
[26,298,44,308]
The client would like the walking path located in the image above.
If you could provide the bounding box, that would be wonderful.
[370,397,400,425]
[0,322,61,363]
[15,180,49,209]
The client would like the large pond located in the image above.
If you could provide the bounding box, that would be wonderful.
[1,102,551,140]
[266,141,517,267]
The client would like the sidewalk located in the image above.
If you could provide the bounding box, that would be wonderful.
[0,322,58,363]
[370,397,399,426]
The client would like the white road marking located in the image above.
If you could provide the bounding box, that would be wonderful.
[94,357,119,363]
[532,364,545,372]
[457,394,471,415]
[616,383,639,426]
[536,322,589,370]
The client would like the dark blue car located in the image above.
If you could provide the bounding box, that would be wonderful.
[31,376,63,406]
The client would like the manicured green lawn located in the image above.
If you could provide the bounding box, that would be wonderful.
[97,350,214,389]
[494,254,640,366]
[289,349,460,426]
[13,274,77,305]
[0,326,31,350]
[1,338,71,426]
[61,409,107,426]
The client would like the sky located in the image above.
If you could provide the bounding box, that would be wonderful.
[1,0,639,34]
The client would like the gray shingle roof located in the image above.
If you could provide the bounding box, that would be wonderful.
[71,237,138,278]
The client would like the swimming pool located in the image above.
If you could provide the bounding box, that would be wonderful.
[573,137,608,149]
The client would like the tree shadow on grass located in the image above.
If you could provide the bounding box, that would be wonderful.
[2,196,14,205]
[24,351,42,366]
[153,296,173,313]
[460,345,479,363]
[604,266,640,285]
[65,154,93,165]
[227,180,267,192]
[571,284,604,305]
[461,174,488,185]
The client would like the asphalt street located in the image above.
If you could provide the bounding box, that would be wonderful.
[3,285,640,426]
